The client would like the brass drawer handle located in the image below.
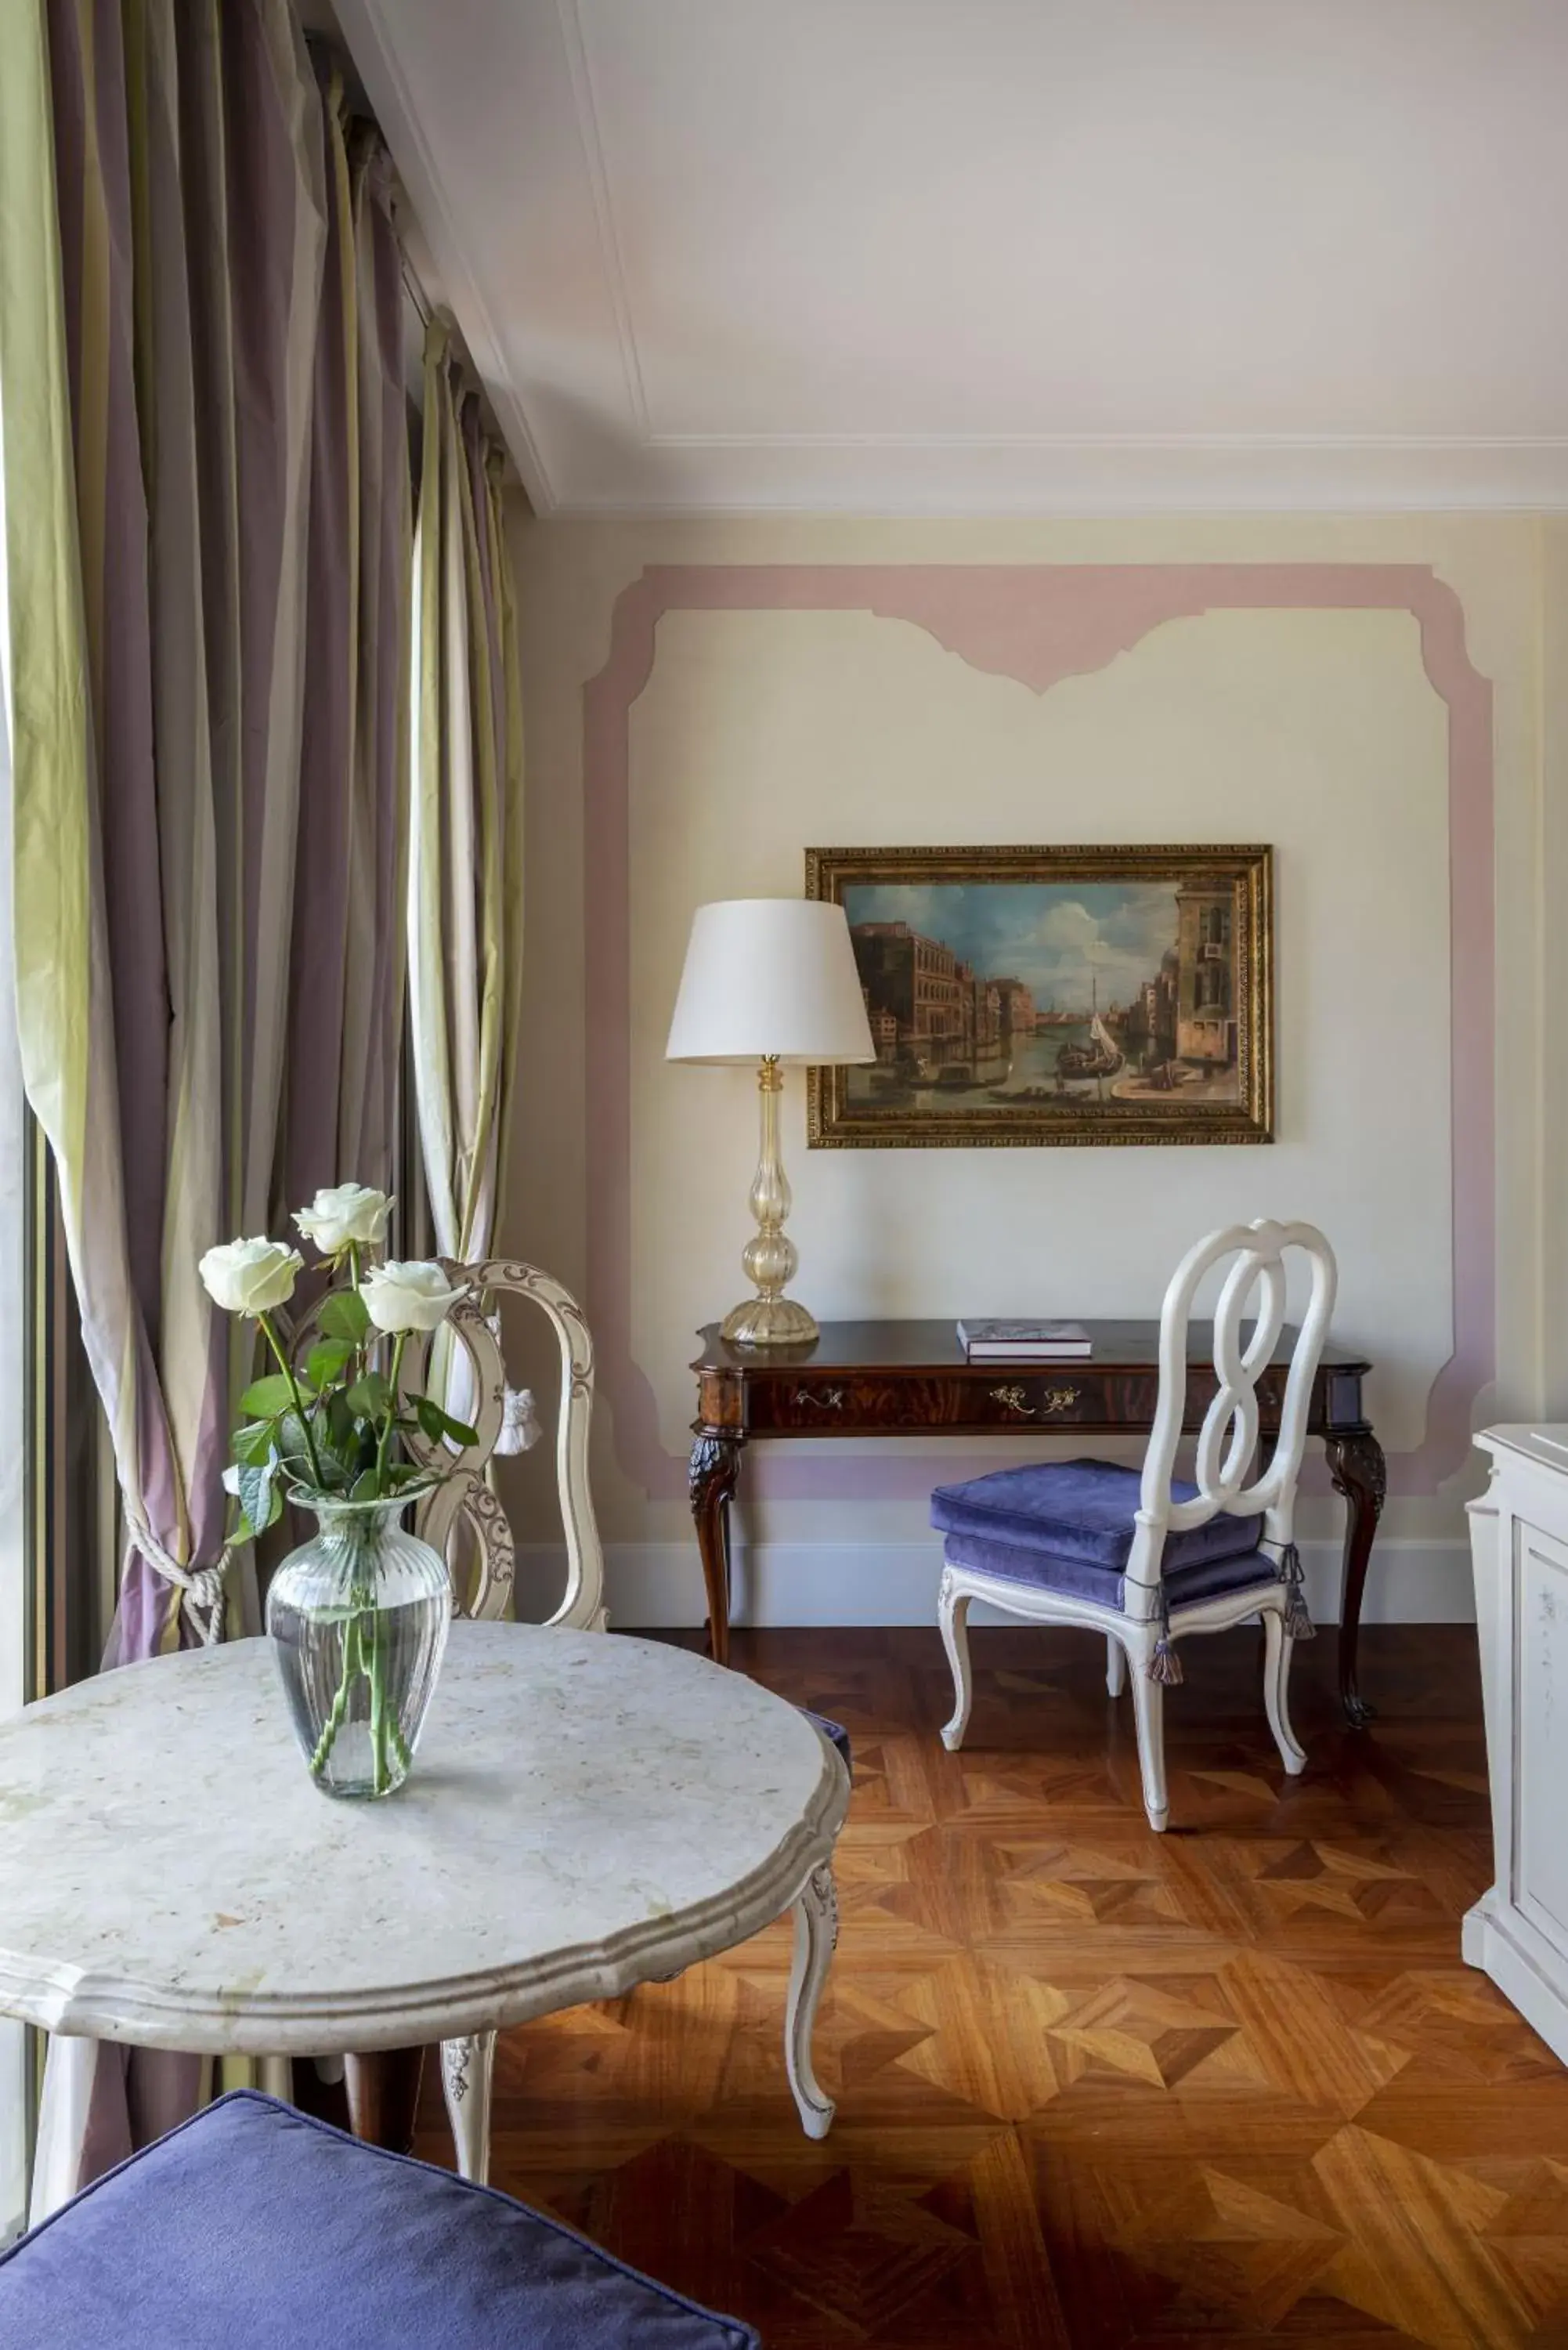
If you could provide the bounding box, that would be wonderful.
[991,1382,1082,1418]
[793,1386,846,1411]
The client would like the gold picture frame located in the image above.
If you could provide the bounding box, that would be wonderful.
[805,843,1274,1148]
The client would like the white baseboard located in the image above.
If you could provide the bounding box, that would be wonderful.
[515,1537,1476,1631]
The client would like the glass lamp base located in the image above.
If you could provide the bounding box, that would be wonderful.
[721,1295,820,1347]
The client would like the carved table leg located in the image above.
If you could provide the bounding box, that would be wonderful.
[441,2030,497,2183]
[345,2046,425,2153]
[689,1431,742,1668]
[785,1860,837,2140]
[1328,1428,1388,1728]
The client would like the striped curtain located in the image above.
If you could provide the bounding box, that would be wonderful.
[409,321,525,1283]
[0,1,411,2202]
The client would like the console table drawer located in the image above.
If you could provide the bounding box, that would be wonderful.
[738,1362,1292,1435]
[745,1370,1100,1433]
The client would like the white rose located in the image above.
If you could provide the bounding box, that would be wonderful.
[294,1183,392,1255]
[198,1237,302,1317]
[359,1260,468,1335]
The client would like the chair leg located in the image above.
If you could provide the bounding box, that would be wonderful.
[1263,1605,1307,1776]
[938,1567,974,1752]
[1106,1634,1127,1697]
[441,2032,497,2183]
[1129,1665,1170,1832]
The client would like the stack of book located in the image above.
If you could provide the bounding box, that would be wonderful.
[956,1319,1093,1361]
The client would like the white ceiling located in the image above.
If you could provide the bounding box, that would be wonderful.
[331,0,1568,515]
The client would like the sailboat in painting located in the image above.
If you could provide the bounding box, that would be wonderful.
[1055,978,1125,1081]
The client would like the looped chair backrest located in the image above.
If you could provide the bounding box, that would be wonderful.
[398,1259,607,1627]
[1128,1219,1338,1593]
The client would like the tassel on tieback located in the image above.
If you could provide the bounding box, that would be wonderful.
[1276,1541,1315,1640]
[1147,1589,1183,1686]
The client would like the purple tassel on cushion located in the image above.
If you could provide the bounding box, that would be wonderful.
[1147,1587,1183,1685]
[1276,1541,1315,1640]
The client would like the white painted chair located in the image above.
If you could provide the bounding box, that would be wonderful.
[934,1220,1338,1832]
[291,1256,609,2176]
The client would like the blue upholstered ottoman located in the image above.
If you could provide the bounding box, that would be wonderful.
[0,2090,759,2348]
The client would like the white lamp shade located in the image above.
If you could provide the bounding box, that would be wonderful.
[666,898,876,1065]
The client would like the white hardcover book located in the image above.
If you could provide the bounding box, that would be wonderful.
[957,1319,1093,1358]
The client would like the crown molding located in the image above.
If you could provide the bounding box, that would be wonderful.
[551,434,1568,516]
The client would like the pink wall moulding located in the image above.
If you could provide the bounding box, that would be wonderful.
[583,565,1494,1505]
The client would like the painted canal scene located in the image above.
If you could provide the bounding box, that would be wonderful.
[805,845,1273,1148]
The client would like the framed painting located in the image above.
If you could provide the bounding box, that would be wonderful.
[805,843,1273,1148]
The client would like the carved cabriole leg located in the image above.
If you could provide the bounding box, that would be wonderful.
[786,1861,837,2140]
[938,1565,974,1752]
[1328,1428,1388,1728]
[1129,1667,1169,1833]
[688,1431,742,1668]
[1262,1603,1306,1776]
[441,2031,497,2183]
[1106,1634,1127,1698]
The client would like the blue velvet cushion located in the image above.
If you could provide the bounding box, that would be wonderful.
[0,2090,759,2349]
[930,1456,1263,1572]
[939,1527,1277,1612]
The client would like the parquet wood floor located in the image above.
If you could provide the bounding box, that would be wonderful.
[407,1625,1568,2348]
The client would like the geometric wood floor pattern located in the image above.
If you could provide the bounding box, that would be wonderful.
[411,1625,1568,2348]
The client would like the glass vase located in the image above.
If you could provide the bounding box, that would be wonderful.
[266,1491,451,1799]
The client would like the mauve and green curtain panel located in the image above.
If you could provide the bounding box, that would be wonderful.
[410,320,525,1278]
[0,0,411,2200]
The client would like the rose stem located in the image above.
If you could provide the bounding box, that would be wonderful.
[366,1601,388,1795]
[374,1330,408,1491]
[310,1607,361,1778]
[256,1309,327,1491]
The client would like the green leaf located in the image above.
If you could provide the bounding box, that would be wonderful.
[351,1468,382,1502]
[237,1459,282,1538]
[415,1396,479,1449]
[231,1419,276,1469]
[319,1289,371,1343]
[240,1372,302,1419]
[305,1338,356,1389]
[346,1373,393,1420]
[323,1390,356,1452]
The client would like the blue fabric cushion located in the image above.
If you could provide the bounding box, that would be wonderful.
[930,1456,1263,1571]
[800,1708,852,1770]
[941,1528,1277,1612]
[0,2090,759,2349]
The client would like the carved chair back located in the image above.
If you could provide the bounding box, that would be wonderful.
[1125,1219,1338,1605]
[288,1259,606,1630]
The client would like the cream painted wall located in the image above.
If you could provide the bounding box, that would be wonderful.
[496,515,1555,1635]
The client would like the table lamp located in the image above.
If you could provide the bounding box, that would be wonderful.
[667,898,875,1346]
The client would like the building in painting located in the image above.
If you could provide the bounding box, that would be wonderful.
[849,923,1010,1083]
[1174,885,1235,1067]
[991,978,1036,1037]
[1124,951,1180,1064]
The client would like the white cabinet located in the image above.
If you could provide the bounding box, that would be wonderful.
[1465,1426,1568,2063]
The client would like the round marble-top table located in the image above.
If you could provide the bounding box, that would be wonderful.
[0,1622,848,2204]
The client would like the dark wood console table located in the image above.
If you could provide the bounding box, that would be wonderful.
[690,1318,1386,1725]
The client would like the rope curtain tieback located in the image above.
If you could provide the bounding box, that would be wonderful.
[121,1509,236,1647]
